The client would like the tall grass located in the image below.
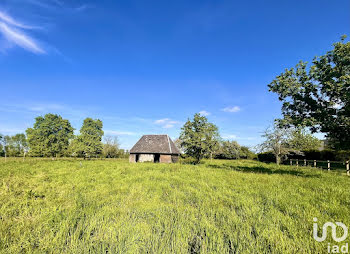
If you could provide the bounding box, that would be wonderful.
[0,159,349,253]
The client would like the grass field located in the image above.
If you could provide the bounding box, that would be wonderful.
[0,159,349,253]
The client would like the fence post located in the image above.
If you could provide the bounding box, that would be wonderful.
[346,161,349,176]
[327,160,330,171]
[290,159,292,166]
[304,159,306,166]
[314,160,316,167]
[296,159,299,167]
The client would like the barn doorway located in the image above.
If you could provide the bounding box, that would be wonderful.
[154,154,160,163]
[136,154,139,162]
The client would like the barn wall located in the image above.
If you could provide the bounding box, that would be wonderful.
[160,154,172,163]
[129,154,136,163]
[139,154,154,162]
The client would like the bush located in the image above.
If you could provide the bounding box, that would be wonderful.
[257,152,276,163]
[335,150,350,161]
[179,156,199,165]
[240,146,257,160]
[287,150,350,161]
[283,149,350,162]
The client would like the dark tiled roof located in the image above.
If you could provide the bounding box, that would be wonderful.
[130,135,180,154]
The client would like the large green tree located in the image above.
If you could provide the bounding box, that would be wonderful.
[71,118,104,158]
[179,113,220,163]
[26,114,74,157]
[268,37,350,149]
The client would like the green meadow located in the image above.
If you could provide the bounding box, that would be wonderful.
[0,159,349,253]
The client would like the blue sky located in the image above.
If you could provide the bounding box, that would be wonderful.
[0,0,349,149]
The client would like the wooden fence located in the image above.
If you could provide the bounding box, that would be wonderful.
[288,159,350,176]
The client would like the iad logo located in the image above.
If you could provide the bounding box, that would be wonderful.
[313,218,349,253]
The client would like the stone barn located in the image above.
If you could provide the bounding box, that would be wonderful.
[129,135,181,163]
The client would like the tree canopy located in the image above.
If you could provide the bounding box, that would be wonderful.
[71,118,104,158]
[215,140,241,160]
[268,37,350,149]
[102,136,120,158]
[3,134,28,157]
[179,113,220,163]
[259,124,290,165]
[26,114,74,157]
[287,128,321,151]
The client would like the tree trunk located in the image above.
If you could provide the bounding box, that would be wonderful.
[276,154,280,165]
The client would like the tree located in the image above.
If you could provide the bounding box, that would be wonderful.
[268,36,350,149]
[71,118,104,159]
[102,136,119,158]
[215,140,241,159]
[4,134,28,157]
[0,133,4,157]
[179,113,220,163]
[2,135,9,160]
[174,138,184,154]
[259,124,290,165]
[287,128,321,151]
[240,146,257,160]
[26,114,74,157]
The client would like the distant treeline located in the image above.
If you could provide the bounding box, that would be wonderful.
[0,114,128,159]
[258,150,350,163]
[1,113,257,162]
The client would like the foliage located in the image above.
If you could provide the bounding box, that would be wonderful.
[179,113,220,163]
[102,136,120,158]
[257,151,276,163]
[173,138,184,154]
[287,128,321,151]
[287,149,350,161]
[215,140,241,159]
[2,134,28,157]
[268,37,350,149]
[0,159,349,253]
[259,124,290,164]
[70,118,104,158]
[178,156,198,165]
[0,133,4,156]
[240,146,257,160]
[26,114,74,157]
[215,142,256,160]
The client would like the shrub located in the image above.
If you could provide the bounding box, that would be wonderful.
[257,152,276,163]
[286,150,350,162]
[179,156,199,165]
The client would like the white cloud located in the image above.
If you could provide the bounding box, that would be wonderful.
[0,128,26,134]
[223,134,237,139]
[0,11,45,54]
[154,118,179,129]
[222,106,241,113]
[0,11,36,29]
[222,134,258,141]
[104,130,137,136]
[28,103,64,112]
[163,124,174,129]
[199,110,211,116]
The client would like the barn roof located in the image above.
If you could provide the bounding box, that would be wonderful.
[130,135,181,154]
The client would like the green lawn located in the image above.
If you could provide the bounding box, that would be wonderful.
[0,159,349,253]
